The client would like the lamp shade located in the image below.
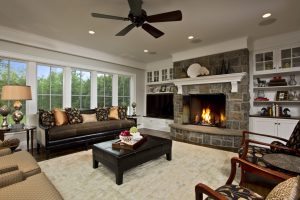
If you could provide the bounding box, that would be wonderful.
[1,85,32,100]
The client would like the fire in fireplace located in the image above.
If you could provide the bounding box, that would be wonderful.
[183,94,226,128]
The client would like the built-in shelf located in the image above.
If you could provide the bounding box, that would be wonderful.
[146,92,174,94]
[173,72,247,94]
[253,69,300,77]
[146,80,174,86]
[254,100,300,104]
[250,114,300,120]
[253,85,300,90]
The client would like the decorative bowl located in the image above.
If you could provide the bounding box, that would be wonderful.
[119,135,133,143]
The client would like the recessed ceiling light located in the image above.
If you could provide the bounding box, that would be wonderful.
[88,30,95,35]
[262,13,271,18]
[188,36,194,40]
[144,49,149,53]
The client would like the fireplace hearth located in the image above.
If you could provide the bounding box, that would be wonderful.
[183,94,226,128]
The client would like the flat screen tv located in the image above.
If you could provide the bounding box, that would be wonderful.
[146,94,174,119]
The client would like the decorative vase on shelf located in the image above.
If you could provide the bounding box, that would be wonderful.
[288,75,297,86]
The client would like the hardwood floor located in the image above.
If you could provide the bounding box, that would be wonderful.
[33,128,171,162]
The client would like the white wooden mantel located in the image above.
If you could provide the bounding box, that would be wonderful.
[172,72,247,94]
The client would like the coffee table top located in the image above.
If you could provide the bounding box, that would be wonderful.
[93,135,172,158]
[263,153,300,174]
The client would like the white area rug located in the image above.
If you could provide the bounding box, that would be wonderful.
[39,141,236,200]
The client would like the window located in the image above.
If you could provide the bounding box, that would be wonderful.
[147,72,152,83]
[37,64,63,110]
[153,71,159,82]
[97,73,112,107]
[169,68,173,80]
[0,59,27,122]
[162,69,168,81]
[72,69,91,109]
[118,75,131,107]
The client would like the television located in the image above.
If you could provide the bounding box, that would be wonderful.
[146,94,174,119]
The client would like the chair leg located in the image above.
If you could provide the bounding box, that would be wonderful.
[37,143,40,154]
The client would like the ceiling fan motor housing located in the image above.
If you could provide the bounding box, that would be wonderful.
[129,10,147,27]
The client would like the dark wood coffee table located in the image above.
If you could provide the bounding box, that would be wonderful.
[263,153,300,174]
[92,135,172,185]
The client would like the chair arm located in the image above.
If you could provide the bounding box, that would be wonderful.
[245,139,300,155]
[195,183,227,200]
[241,131,288,145]
[0,148,11,157]
[226,157,291,185]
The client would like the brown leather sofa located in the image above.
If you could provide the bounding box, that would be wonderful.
[38,109,135,158]
[0,148,63,200]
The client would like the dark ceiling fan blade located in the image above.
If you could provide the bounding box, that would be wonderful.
[142,23,164,38]
[116,24,136,36]
[146,10,182,23]
[91,13,128,21]
[127,0,142,16]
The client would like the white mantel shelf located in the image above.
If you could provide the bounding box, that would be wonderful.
[173,72,247,94]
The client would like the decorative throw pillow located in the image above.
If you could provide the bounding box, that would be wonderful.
[65,108,82,124]
[270,141,287,153]
[39,109,55,128]
[118,106,127,120]
[266,176,300,200]
[286,121,300,150]
[108,106,119,120]
[81,114,97,123]
[95,107,109,121]
[53,108,68,126]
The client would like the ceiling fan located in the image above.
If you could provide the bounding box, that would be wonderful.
[91,0,182,38]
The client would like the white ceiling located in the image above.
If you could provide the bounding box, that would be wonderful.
[0,0,299,64]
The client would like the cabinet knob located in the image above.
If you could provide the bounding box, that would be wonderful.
[278,123,280,125]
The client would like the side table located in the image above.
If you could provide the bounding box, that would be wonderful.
[0,126,37,155]
[127,115,140,127]
[263,153,300,174]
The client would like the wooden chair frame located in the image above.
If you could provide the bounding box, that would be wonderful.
[195,157,291,200]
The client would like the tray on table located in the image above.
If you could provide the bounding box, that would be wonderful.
[112,135,147,150]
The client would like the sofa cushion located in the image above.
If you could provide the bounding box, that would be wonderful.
[95,107,109,121]
[109,106,119,120]
[65,108,82,124]
[39,109,55,128]
[118,106,127,120]
[81,113,97,123]
[0,172,63,200]
[48,120,135,141]
[0,151,41,178]
[53,108,68,126]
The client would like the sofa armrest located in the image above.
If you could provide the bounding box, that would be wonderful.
[0,148,11,157]
[0,165,18,175]
[0,170,24,188]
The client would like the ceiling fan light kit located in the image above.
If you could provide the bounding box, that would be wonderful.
[91,0,182,38]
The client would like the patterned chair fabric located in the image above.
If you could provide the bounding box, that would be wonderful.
[286,120,300,149]
[205,185,263,200]
[238,146,271,167]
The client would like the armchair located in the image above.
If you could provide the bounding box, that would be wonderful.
[195,157,295,200]
[239,120,300,168]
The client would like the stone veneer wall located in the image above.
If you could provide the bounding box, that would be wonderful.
[173,49,250,130]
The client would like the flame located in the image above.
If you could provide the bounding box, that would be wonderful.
[220,112,225,122]
[201,108,211,124]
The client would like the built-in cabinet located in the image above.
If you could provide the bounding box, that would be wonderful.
[146,67,174,83]
[249,117,298,143]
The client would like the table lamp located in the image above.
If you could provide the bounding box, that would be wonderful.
[1,85,32,129]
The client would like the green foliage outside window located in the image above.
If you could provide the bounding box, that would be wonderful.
[97,73,112,107]
[118,75,131,107]
[71,70,91,109]
[37,65,63,110]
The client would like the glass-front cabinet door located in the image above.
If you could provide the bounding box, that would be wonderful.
[162,69,168,81]
[147,71,152,83]
[255,51,274,72]
[280,46,300,69]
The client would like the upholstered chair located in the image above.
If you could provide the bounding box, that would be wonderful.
[239,120,300,168]
[195,157,298,200]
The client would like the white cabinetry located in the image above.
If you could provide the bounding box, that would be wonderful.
[141,117,173,132]
[250,117,298,143]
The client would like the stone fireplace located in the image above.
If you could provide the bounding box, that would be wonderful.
[170,49,250,150]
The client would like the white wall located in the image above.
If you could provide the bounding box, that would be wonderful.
[0,40,145,149]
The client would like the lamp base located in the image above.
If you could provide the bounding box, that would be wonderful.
[10,123,24,130]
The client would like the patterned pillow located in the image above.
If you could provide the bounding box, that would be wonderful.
[95,107,109,121]
[266,176,300,200]
[270,141,287,153]
[286,121,300,149]
[118,106,127,120]
[65,108,82,124]
[39,109,55,128]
